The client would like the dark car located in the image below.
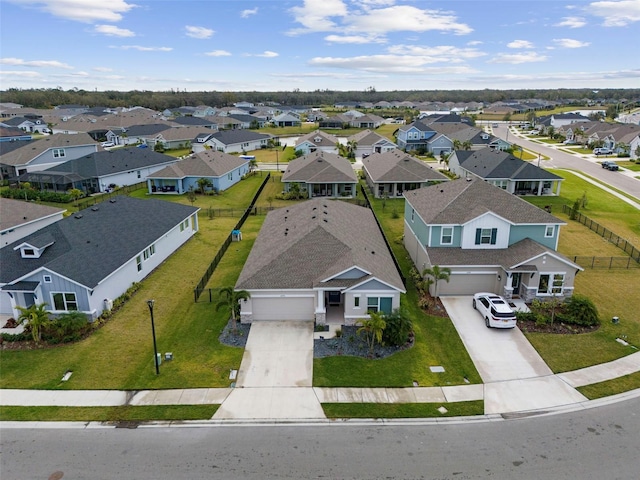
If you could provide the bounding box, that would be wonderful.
[601,160,619,171]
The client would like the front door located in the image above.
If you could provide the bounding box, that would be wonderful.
[511,273,521,297]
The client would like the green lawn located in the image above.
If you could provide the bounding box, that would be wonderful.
[322,400,484,419]
[0,405,218,422]
[618,161,640,172]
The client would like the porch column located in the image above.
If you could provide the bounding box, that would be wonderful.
[555,180,561,196]
[537,182,543,196]
[503,272,514,299]
[317,290,325,311]
[392,183,398,197]
[315,290,326,324]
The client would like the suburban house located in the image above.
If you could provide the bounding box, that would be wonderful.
[281,151,358,198]
[362,151,448,198]
[195,130,271,154]
[20,149,178,194]
[294,130,340,155]
[271,112,302,127]
[319,114,352,129]
[349,113,385,129]
[145,126,214,151]
[0,196,199,320]
[0,133,98,181]
[448,147,563,196]
[113,123,172,146]
[0,198,66,248]
[403,179,581,301]
[146,150,250,194]
[395,121,453,155]
[2,115,50,134]
[236,199,405,323]
[347,129,397,158]
[0,125,32,142]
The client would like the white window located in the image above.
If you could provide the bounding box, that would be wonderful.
[545,225,555,237]
[411,208,415,222]
[52,292,78,311]
[538,273,565,295]
[143,244,155,261]
[441,227,453,245]
[43,275,52,283]
[136,255,142,271]
[354,296,360,308]
[228,172,233,180]
[52,148,65,158]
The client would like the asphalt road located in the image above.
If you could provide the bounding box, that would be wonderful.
[2,396,640,480]
[492,124,640,201]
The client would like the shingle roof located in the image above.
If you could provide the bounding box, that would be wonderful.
[148,150,249,179]
[0,198,65,232]
[295,130,339,147]
[124,124,171,136]
[209,129,271,145]
[456,148,562,181]
[282,151,357,184]
[363,151,448,183]
[347,129,395,147]
[0,197,198,288]
[404,178,563,225]
[235,199,404,291]
[0,133,96,166]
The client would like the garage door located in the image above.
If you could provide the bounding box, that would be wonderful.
[251,296,315,321]
[438,273,496,296]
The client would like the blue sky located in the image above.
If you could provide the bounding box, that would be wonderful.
[1,0,639,92]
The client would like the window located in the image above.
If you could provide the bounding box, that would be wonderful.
[52,292,78,311]
[52,148,65,158]
[137,170,141,179]
[441,227,453,245]
[43,275,52,283]
[228,172,233,180]
[545,225,555,237]
[143,244,155,261]
[475,228,497,245]
[410,208,415,222]
[22,248,36,257]
[538,274,565,295]
[494,180,508,190]
[354,297,360,308]
[366,296,393,314]
[136,255,142,271]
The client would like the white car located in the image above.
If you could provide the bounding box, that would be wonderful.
[101,142,115,148]
[472,293,517,329]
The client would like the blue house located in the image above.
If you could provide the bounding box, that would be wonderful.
[396,121,453,155]
[146,150,250,194]
[403,178,581,301]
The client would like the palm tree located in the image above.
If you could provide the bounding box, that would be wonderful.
[248,158,258,172]
[215,287,250,334]
[196,177,213,195]
[452,139,462,150]
[357,310,386,355]
[422,265,451,299]
[461,140,473,150]
[16,303,51,343]
[346,140,358,159]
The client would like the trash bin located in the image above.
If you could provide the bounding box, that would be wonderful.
[612,316,619,324]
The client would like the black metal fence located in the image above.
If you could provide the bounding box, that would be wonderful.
[571,256,639,269]
[359,184,407,286]
[193,173,271,301]
[562,204,640,263]
[75,182,147,210]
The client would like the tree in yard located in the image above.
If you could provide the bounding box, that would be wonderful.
[16,303,51,343]
[346,140,358,159]
[357,310,386,355]
[461,140,473,151]
[249,158,258,172]
[525,110,537,125]
[382,308,413,347]
[452,139,462,150]
[196,177,213,194]
[422,265,451,299]
[605,104,619,120]
[67,188,84,207]
[186,187,197,205]
[215,287,250,334]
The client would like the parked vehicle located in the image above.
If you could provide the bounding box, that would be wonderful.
[601,161,619,171]
[472,293,517,328]
[593,148,613,156]
[101,142,115,148]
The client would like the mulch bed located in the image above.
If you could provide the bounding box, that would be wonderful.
[517,319,599,334]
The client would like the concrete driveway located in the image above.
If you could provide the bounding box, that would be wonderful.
[441,296,587,414]
[213,321,326,420]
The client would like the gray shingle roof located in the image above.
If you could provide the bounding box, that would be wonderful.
[295,130,340,147]
[210,129,270,145]
[0,196,198,288]
[282,151,357,184]
[0,198,65,232]
[148,150,249,179]
[363,151,448,183]
[236,199,404,291]
[0,133,96,166]
[457,148,562,181]
[404,178,563,225]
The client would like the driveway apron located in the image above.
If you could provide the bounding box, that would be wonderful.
[213,321,326,420]
[441,297,587,414]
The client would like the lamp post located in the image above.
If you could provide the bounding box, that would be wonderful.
[147,299,160,375]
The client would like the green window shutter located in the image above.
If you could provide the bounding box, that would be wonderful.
[475,228,481,245]
[490,228,497,245]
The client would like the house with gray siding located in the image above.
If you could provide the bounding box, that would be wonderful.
[403,179,581,301]
[282,151,357,198]
[236,199,405,324]
[1,199,66,248]
[0,197,199,320]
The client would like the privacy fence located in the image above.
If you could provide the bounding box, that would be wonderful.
[562,204,640,264]
[193,173,271,302]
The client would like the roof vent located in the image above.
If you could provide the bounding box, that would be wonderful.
[440,189,444,193]
[323,218,328,223]
[371,251,375,255]
[312,215,316,219]
[74,214,83,219]
[91,207,99,211]
[109,199,116,203]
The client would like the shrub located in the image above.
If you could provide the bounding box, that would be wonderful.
[45,311,90,344]
[563,294,600,326]
[382,308,413,347]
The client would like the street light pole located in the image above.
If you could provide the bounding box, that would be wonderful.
[147,299,160,375]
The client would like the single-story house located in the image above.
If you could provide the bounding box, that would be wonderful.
[271,112,301,127]
[0,196,199,319]
[2,116,49,134]
[236,198,405,324]
[349,113,385,129]
[1,198,66,248]
[403,178,581,301]
[20,149,178,194]
[362,151,448,198]
[348,129,397,158]
[294,130,340,155]
[197,130,271,154]
[146,150,250,194]
[282,151,358,198]
[448,147,563,196]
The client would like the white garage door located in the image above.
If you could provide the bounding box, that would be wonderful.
[438,273,496,296]
[252,296,315,321]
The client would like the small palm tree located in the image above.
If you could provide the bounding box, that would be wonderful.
[358,310,386,355]
[16,303,51,343]
[422,265,451,299]
[215,287,250,334]
[196,177,213,195]
[462,140,473,151]
[452,139,462,150]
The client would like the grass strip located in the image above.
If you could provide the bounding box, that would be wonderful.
[322,400,484,418]
[0,405,217,422]
[577,371,640,400]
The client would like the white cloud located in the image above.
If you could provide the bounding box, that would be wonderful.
[467,40,483,46]
[507,40,534,49]
[94,24,135,37]
[0,57,73,69]
[241,7,258,18]
[255,51,279,58]
[589,0,640,26]
[553,38,590,48]
[288,0,348,34]
[554,16,587,28]
[324,34,386,44]
[205,50,232,57]
[387,44,486,62]
[185,25,214,39]
[309,54,478,74]
[0,70,43,78]
[11,0,136,23]
[114,45,173,52]
[93,66,113,72]
[487,52,547,64]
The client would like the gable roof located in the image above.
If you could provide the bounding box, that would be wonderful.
[0,198,65,233]
[363,151,448,182]
[236,198,404,291]
[147,150,249,179]
[208,129,271,146]
[123,123,171,137]
[295,129,340,147]
[456,147,563,181]
[0,196,198,288]
[404,178,563,225]
[348,129,396,147]
[0,133,97,167]
[282,151,357,184]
